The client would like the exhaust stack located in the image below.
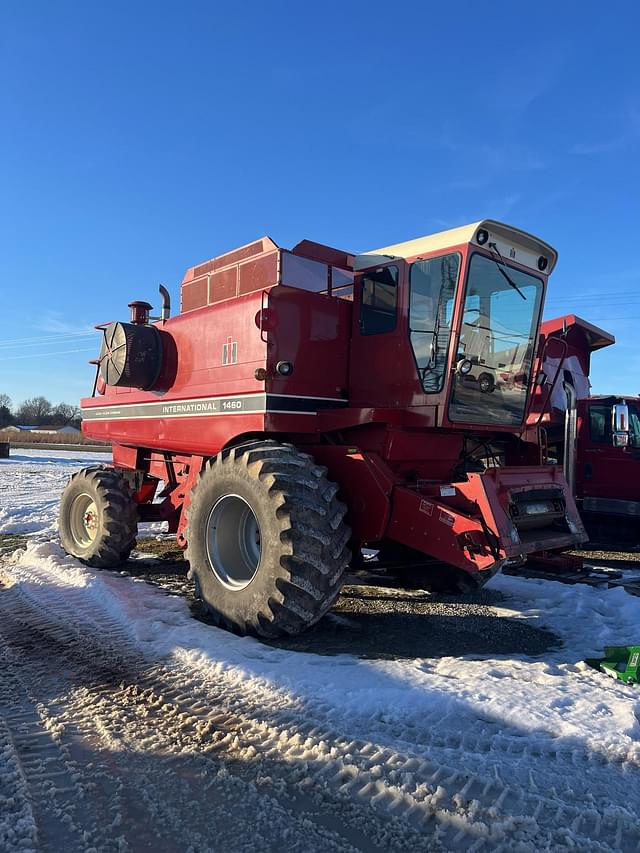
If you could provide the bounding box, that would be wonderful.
[159,284,171,321]
[563,377,577,497]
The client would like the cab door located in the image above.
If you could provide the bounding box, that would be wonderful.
[578,401,637,502]
[349,263,418,408]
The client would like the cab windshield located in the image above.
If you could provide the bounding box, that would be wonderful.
[448,253,544,426]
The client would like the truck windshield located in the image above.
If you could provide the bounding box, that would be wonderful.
[448,253,543,426]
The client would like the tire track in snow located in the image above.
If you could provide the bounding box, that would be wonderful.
[3,564,640,851]
[0,713,39,853]
[0,600,135,852]
[0,588,416,852]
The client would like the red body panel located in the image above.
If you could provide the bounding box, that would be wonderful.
[309,447,394,542]
[266,287,351,403]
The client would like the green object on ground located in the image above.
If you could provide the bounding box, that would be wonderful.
[586,646,640,684]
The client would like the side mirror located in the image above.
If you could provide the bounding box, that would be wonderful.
[535,370,547,387]
[612,402,629,447]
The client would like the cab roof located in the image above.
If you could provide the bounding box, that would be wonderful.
[354,219,558,274]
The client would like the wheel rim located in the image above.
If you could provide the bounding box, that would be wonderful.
[205,494,261,591]
[480,377,492,392]
[69,493,99,548]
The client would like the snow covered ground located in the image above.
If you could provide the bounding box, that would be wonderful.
[0,448,112,536]
[1,449,640,851]
[0,448,164,538]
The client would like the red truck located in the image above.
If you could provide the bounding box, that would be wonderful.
[529,314,640,541]
[59,221,587,636]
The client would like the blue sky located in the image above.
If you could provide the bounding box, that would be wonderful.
[1,1,639,406]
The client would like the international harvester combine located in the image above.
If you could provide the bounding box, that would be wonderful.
[59,221,587,636]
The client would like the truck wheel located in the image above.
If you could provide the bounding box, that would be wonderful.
[478,373,495,394]
[59,466,138,568]
[185,440,351,637]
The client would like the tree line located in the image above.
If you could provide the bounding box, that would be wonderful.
[0,393,81,429]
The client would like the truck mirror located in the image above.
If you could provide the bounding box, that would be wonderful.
[612,402,629,447]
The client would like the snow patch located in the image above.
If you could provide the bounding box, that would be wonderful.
[5,536,640,773]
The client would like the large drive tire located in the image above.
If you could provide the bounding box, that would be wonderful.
[59,466,138,568]
[185,440,351,637]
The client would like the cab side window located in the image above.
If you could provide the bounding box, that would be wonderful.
[281,253,329,292]
[359,266,398,335]
[332,268,354,301]
[589,405,609,443]
[409,253,460,393]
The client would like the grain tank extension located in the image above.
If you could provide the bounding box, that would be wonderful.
[59,222,587,637]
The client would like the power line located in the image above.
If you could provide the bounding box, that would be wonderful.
[550,285,640,295]
[543,316,640,323]
[0,335,97,351]
[546,293,640,300]
[546,295,640,304]
[0,330,96,348]
[0,327,95,341]
[543,297,640,312]
[0,347,95,361]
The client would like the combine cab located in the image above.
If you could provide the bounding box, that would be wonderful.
[59,221,587,636]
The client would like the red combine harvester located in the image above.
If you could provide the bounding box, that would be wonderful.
[531,315,640,542]
[59,221,587,637]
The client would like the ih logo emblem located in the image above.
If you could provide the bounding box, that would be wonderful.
[222,336,237,365]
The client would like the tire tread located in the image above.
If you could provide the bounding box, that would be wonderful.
[185,440,350,637]
[59,466,138,568]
